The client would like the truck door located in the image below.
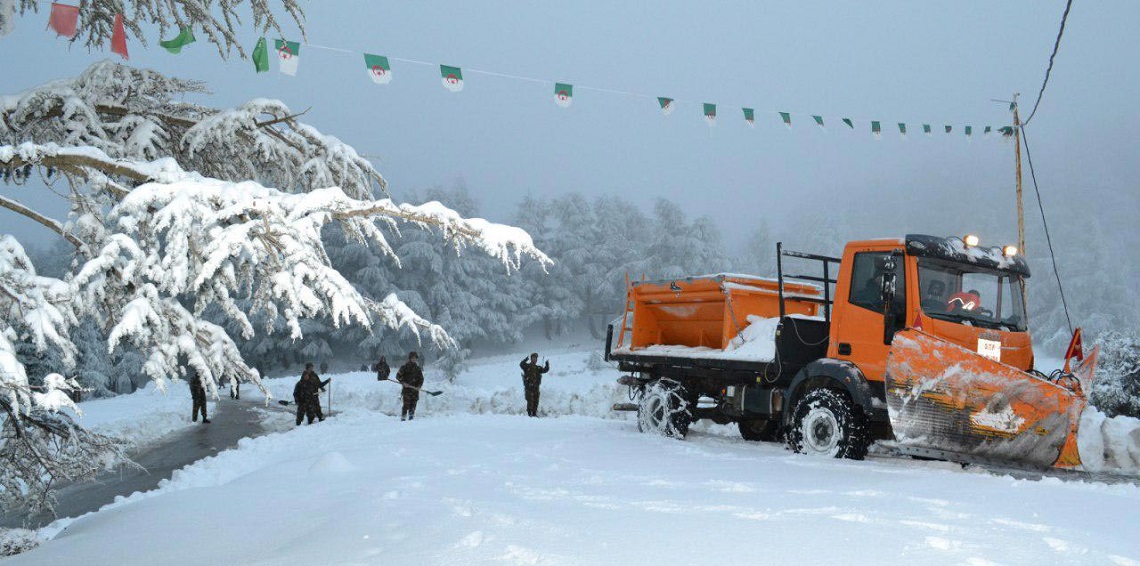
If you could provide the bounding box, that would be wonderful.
[831,250,907,382]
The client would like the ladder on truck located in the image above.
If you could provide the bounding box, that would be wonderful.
[776,242,840,322]
[616,274,635,350]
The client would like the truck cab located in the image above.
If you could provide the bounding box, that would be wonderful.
[827,235,1032,385]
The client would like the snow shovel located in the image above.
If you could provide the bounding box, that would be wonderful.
[884,329,1086,470]
[385,378,443,396]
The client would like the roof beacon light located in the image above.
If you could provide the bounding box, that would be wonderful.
[963,234,980,247]
[1003,245,1018,257]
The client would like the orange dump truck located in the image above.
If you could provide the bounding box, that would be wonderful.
[605,235,1097,469]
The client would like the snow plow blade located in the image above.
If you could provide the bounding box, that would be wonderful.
[884,330,1085,470]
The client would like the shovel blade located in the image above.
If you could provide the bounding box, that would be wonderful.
[885,330,1084,469]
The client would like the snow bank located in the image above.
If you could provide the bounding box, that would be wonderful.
[250,350,631,420]
[1078,407,1140,474]
[12,413,1140,565]
[64,384,212,447]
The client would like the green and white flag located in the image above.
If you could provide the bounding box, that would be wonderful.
[440,65,464,92]
[923,124,932,135]
[813,115,825,130]
[999,126,1015,137]
[779,112,792,129]
[364,53,392,84]
[554,83,573,108]
[871,121,882,140]
[274,39,300,76]
[842,118,854,129]
[964,125,973,137]
[743,107,755,127]
[703,103,717,127]
[984,126,992,135]
[657,97,674,116]
[159,26,195,54]
[252,37,269,73]
[944,125,952,134]
[898,123,908,138]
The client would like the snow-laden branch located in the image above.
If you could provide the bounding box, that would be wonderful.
[1,62,386,199]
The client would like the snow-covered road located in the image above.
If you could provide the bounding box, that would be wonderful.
[9,410,1139,565]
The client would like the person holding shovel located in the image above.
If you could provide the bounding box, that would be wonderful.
[396,351,424,421]
[294,362,330,425]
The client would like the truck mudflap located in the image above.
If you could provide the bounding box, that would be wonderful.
[884,329,1086,470]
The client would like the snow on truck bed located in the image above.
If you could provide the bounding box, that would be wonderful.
[612,314,821,362]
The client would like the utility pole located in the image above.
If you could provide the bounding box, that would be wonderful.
[1011,93,1025,255]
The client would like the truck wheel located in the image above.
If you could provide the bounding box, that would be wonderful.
[637,379,691,438]
[787,388,868,460]
[738,418,780,442]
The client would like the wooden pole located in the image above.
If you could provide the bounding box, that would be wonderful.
[1012,94,1025,255]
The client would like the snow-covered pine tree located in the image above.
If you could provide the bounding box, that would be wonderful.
[1090,330,1140,418]
[0,0,303,59]
[0,65,551,515]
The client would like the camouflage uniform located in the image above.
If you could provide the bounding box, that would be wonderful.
[520,357,550,417]
[396,359,424,421]
[293,370,329,425]
[374,358,391,381]
[190,372,209,423]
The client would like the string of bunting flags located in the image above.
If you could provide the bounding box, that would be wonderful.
[242,35,1013,139]
[39,3,1013,139]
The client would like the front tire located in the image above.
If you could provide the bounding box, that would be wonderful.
[637,379,691,438]
[787,388,868,459]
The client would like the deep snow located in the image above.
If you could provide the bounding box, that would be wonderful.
[8,349,1140,564]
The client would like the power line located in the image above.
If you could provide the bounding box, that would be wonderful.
[1022,0,1074,126]
[1019,125,1073,335]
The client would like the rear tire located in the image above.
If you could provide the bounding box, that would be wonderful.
[637,379,691,438]
[787,388,868,460]
[738,418,780,442]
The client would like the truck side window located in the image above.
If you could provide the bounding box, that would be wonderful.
[848,252,906,315]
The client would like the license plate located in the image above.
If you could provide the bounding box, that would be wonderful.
[977,338,1001,362]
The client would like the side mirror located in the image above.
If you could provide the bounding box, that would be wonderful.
[881,256,898,345]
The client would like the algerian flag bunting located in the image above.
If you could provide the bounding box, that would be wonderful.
[813,115,825,130]
[779,112,792,129]
[871,121,882,140]
[554,83,573,108]
[842,118,854,129]
[275,39,300,76]
[658,97,674,116]
[252,38,269,73]
[160,26,195,54]
[964,125,973,137]
[364,53,392,84]
[703,103,717,127]
[440,65,464,92]
[923,124,932,135]
[984,126,992,135]
[898,123,907,137]
[944,125,952,134]
[743,107,755,127]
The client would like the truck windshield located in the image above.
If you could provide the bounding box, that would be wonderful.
[917,258,1027,331]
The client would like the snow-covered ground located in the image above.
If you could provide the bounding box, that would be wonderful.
[9,350,1140,564]
[65,384,213,447]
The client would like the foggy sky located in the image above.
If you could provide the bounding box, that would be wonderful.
[1,0,1137,253]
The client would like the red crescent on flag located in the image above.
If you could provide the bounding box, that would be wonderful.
[279,44,293,59]
[446,74,459,84]
[557,91,569,100]
[372,65,387,76]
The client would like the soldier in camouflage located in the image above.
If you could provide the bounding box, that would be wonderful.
[396,351,424,421]
[293,362,330,425]
[190,370,210,424]
[519,353,550,417]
